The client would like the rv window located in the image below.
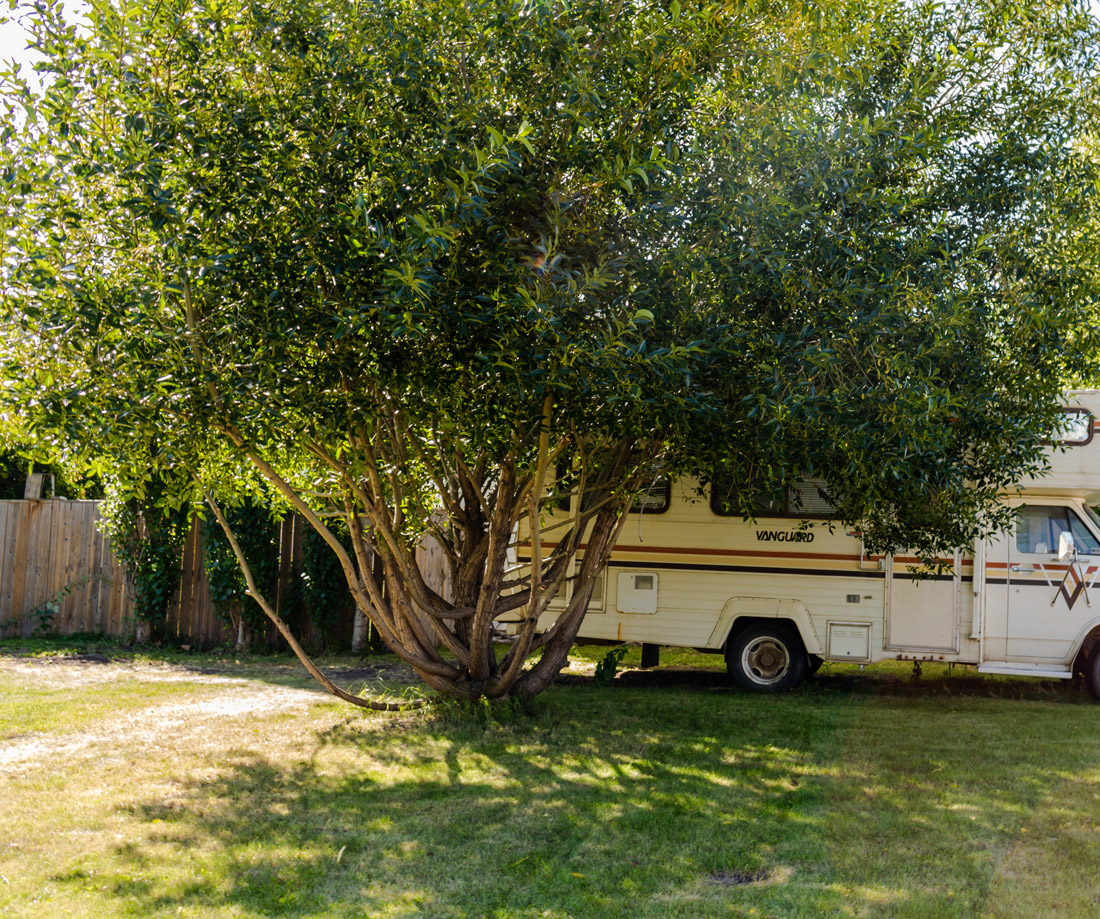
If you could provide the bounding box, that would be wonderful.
[711,476,837,519]
[1069,515,1100,554]
[787,478,838,517]
[555,463,670,514]
[1015,506,1100,555]
[710,475,758,517]
[1049,409,1094,446]
[629,477,671,514]
[747,488,786,516]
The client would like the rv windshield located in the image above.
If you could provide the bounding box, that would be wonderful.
[1083,504,1100,542]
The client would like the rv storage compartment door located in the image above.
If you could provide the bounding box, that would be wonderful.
[617,572,659,614]
[828,622,871,661]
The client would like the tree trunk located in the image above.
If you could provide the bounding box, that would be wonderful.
[350,609,370,654]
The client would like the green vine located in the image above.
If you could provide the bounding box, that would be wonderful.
[299,522,353,636]
[593,646,628,687]
[29,575,92,635]
[99,477,191,638]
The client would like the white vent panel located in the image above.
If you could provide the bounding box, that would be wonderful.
[828,622,871,661]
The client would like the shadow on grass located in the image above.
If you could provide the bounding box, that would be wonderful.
[79,685,866,918]
[51,675,1100,918]
[606,662,1092,705]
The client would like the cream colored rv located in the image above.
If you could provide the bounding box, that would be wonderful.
[516,391,1100,698]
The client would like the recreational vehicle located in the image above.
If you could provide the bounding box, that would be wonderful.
[514,391,1100,698]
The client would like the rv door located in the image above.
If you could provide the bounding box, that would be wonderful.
[984,501,1100,665]
[884,552,960,653]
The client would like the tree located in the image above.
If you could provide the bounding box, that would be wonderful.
[2,0,1098,700]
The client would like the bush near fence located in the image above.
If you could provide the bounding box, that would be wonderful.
[0,499,443,649]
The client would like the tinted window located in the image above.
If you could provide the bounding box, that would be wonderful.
[788,478,838,517]
[712,476,837,519]
[556,464,670,514]
[630,477,670,514]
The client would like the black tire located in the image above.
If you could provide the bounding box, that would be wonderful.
[726,622,808,693]
[1084,647,1100,701]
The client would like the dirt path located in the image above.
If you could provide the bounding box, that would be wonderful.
[0,657,336,772]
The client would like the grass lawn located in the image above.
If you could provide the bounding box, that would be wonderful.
[0,640,1098,918]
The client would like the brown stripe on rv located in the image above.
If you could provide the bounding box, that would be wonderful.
[524,540,864,563]
[521,541,972,568]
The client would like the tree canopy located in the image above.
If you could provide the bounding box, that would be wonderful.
[2,0,1099,699]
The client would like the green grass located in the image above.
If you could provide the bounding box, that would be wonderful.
[1,643,1099,917]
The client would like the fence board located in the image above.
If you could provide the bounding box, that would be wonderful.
[0,500,447,648]
[78,504,103,632]
[52,502,76,631]
[74,502,98,631]
[10,503,36,636]
[78,502,104,633]
[189,523,215,643]
[89,523,111,633]
[0,503,16,629]
[106,559,124,635]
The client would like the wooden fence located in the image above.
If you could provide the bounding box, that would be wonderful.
[0,499,448,647]
[0,500,130,637]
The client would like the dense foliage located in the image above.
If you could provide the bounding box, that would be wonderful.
[201,498,280,648]
[98,476,191,637]
[299,522,356,641]
[0,449,101,500]
[2,0,1098,698]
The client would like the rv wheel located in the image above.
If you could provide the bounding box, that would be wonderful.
[726,623,808,693]
[1084,648,1100,702]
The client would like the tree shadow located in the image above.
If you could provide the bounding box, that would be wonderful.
[75,687,866,917]
[48,680,1100,918]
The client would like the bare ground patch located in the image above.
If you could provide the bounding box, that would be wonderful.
[0,656,367,773]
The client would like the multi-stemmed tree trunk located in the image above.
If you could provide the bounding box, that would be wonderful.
[205,410,651,700]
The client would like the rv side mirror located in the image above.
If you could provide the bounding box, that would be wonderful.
[1058,531,1077,562]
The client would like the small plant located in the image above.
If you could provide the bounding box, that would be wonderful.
[593,646,628,687]
[429,693,530,725]
[28,575,92,636]
[478,694,494,723]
